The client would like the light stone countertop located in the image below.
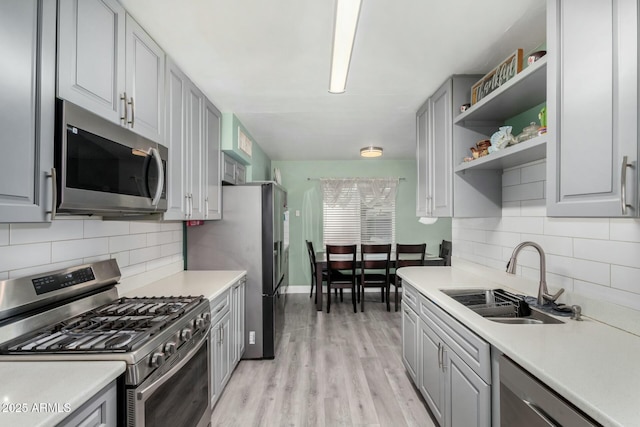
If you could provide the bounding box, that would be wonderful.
[121,270,246,301]
[398,260,640,427]
[0,361,125,427]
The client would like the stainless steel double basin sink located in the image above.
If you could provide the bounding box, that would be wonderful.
[440,288,564,325]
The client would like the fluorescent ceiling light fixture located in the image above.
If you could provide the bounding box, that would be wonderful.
[419,217,438,225]
[329,0,362,93]
[360,146,383,158]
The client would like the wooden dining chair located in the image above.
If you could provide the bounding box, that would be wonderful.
[359,244,392,312]
[439,240,452,266]
[391,243,426,311]
[325,244,357,313]
[306,240,341,303]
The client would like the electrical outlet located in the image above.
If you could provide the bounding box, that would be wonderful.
[249,331,255,344]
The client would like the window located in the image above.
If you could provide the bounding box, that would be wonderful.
[321,178,398,246]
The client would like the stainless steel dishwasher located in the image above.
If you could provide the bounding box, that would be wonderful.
[500,355,600,426]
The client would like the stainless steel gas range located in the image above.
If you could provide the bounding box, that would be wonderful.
[0,259,212,427]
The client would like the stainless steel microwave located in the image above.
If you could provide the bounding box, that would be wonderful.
[54,100,167,216]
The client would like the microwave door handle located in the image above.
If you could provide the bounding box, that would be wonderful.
[149,147,164,206]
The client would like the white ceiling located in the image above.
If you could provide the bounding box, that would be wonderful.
[121,0,546,161]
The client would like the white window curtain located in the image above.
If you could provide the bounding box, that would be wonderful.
[321,178,399,246]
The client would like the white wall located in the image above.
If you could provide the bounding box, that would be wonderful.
[453,159,640,312]
[0,217,183,281]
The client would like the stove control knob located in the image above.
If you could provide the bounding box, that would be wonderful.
[181,328,193,342]
[195,317,206,329]
[150,352,165,368]
[164,342,177,356]
[203,312,211,323]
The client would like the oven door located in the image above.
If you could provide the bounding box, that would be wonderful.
[130,333,211,427]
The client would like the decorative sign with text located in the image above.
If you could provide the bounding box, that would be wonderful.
[471,49,523,105]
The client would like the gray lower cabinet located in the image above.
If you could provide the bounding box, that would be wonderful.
[547,0,638,217]
[210,278,245,409]
[403,284,491,427]
[231,278,246,366]
[401,302,419,382]
[58,380,117,427]
[0,0,55,223]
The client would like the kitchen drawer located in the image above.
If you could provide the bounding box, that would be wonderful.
[419,295,491,383]
[210,290,230,324]
[403,283,419,313]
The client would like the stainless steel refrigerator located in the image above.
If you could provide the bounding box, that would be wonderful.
[186,182,288,359]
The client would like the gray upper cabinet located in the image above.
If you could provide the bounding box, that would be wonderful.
[204,99,222,220]
[416,100,431,217]
[164,57,188,220]
[547,0,638,217]
[164,57,222,221]
[0,0,56,223]
[125,14,165,143]
[58,1,165,143]
[416,76,500,219]
[431,81,453,217]
[57,0,125,125]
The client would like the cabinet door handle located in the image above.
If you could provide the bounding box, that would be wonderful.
[621,155,633,215]
[120,92,128,124]
[205,197,209,218]
[46,168,57,220]
[441,348,447,372]
[185,195,190,218]
[437,342,442,369]
[127,97,135,127]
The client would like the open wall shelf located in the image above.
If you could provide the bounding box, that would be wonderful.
[454,135,547,172]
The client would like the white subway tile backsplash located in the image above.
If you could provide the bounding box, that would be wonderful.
[147,231,174,246]
[502,169,521,187]
[161,242,183,257]
[473,242,503,261]
[502,201,521,217]
[52,238,109,263]
[120,263,147,279]
[500,217,544,234]
[486,231,522,248]
[0,243,51,271]
[520,162,546,183]
[568,258,610,287]
[84,220,130,238]
[520,199,546,217]
[10,220,84,245]
[503,182,544,202]
[0,225,8,246]
[161,222,183,232]
[112,251,131,268]
[109,234,147,253]
[574,280,640,311]
[130,246,163,265]
[129,222,163,234]
[574,238,640,269]
[0,218,183,280]
[520,234,573,257]
[611,265,640,294]
[610,219,640,243]
[544,217,610,239]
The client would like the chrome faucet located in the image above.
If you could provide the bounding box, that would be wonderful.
[506,241,564,306]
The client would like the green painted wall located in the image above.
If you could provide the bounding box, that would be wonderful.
[504,101,546,135]
[272,159,452,287]
[221,113,272,181]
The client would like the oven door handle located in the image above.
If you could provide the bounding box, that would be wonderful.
[137,332,208,401]
[149,147,165,207]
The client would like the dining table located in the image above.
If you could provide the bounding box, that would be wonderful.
[314,251,445,311]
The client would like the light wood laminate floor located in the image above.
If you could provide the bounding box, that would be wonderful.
[211,293,436,427]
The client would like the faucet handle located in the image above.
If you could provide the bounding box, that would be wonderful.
[543,288,565,303]
[570,305,583,321]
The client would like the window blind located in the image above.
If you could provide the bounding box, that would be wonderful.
[322,180,396,247]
